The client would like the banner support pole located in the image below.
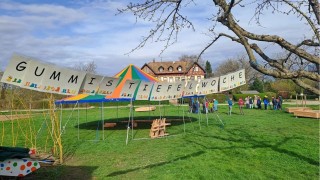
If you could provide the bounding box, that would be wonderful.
[102,102,105,141]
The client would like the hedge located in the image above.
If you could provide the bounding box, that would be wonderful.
[233,92,277,101]
[178,93,228,104]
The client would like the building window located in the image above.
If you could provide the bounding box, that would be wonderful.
[190,76,195,80]
[194,66,199,72]
[197,76,201,80]
[163,77,167,81]
[175,77,180,81]
[168,66,173,72]
[181,78,185,81]
[177,66,182,72]
[159,66,164,72]
[169,77,173,82]
[145,68,149,73]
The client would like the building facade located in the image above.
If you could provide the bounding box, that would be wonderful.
[141,60,206,82]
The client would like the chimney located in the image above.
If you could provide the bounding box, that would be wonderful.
[153,59,155,63]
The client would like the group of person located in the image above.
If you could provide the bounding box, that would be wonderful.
[189,98,219,114]
[228,95,283,115]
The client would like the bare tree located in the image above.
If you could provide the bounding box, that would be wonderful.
[73,60,97,74]
[214,55,263,84]
[119,0,320,95]
[179,54,205,67]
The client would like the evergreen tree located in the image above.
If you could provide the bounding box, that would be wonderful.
[205,61,213,78]
[250,78,264,92]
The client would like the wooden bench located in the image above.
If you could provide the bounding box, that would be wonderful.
[293,110,320,119]
[104,121,139,128]
[104,123,117,128]
[135,106,156,112]
[285,107,312,113]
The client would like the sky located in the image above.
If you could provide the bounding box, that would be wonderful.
[0,0,312,76]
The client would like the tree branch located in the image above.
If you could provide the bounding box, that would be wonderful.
[292,78,320,95]
[308,0,320,25]
[283,0,319,42]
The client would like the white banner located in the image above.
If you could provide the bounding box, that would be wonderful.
[0,54,31,87]
[198,77,219,95]
[20,60,49,91]
[220,69,246,92]
[135,81,154,100]
[168,82,184,99]
[119,80,140,99]
[40,65,86,95]
[183,80,198,97]
[79,74,104,95]
[97,77,120,95]
[229,69,246,89]
[219,74,230,92]
[150,82,174,101]
[1,54,247,98]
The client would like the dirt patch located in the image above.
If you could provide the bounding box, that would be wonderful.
[0,114,33,121]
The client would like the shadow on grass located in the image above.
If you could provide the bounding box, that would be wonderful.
[106,150,205,177]
[188,129,319,166]
[12,165,98,180]
[75,116,198,130]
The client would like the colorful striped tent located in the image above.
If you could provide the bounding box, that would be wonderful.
[106,64,158,99]
[56,64,158,104]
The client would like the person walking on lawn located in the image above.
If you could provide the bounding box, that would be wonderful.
[213,99,219,111]
[238,97,245,115]
[227,97,233,115]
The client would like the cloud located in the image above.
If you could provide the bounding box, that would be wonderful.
[0,0,315,77]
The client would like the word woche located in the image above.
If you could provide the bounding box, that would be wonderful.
[1,54,246,99]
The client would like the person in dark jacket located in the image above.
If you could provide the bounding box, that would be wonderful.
[278,96,283,110]
[257,96,262,109]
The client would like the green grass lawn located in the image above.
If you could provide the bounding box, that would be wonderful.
[1,103,319,179]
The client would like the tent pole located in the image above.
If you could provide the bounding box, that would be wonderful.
[117,101,119,119]
[102,102,105,141]
[77,101,80,140]
[159,101,161,119]
[164,101,166,117]
[131,99,134,140]
[182,98,186,134]
[126,99,132,145]
[60,103,62,134]
[148,101,151,121]
[85,103,88,125]
[197,97,201,130]
[205,96,208,126]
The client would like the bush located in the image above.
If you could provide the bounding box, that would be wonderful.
[233,92,276,101]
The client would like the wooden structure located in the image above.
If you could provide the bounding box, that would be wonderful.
[293,110,320,119]
[295,94,307,107]
[104,123,117,128]
[285,107,312,113]
[149,118,171,139]
[284,94,319,119]
[135,106,156,112]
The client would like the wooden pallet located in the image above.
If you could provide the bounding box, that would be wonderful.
[149,118,171,139]
[285,107,312,113]
[293,110,320,119]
